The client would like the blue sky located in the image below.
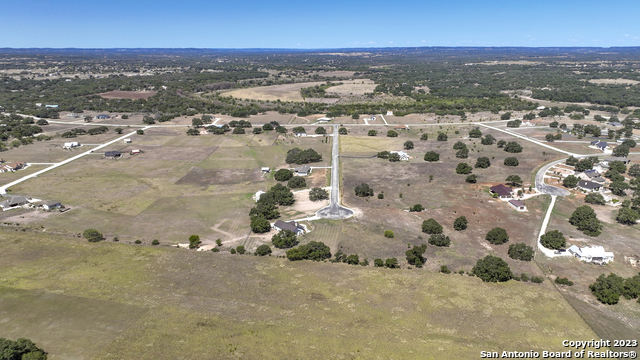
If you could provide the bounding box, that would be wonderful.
[1,0,639,48]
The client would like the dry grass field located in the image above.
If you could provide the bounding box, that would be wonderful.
[0,229,599,359]
[98,90,158,99]
[223,82,325,102]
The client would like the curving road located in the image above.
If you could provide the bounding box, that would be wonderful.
[535,158,572,197]
[316,125,354,220]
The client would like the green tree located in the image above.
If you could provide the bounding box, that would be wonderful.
[409,204,424,212]
[275,126,287,133]
[285,148,322,164]
[386,130,398,137]
[504,141,523,153]
[186,128,200,136]
[338,127,348,135]
[437,132,448,141]
[136,129,144,135]
[481,135,496,145]
[374,258,384,267]
[613,145,630,157]
[384,230,394,238]
[500,112,512,120]
[496,140,506,148]
[562,175,579,188]
[504,157,519,167]
[569,206,602,237]
[272,229,298,249]
[609,161,627,174]
[262,123,274,131]
[622,139,637,148]
[455,163,473,174]
[589,273,625,305]
[286,241,331,261]
[472,255,513,283]
[453,216,468,231]
[233,127,246,134]
[545,133,556,142]
[422,218,443,234]
[188,235,201,249]
[0,338,48,360]
[252,127,262,134]
[505,175,523,187]
[453,141,467,150]
[540,230,566,250]
[255,244,272,256]
[405,244,427,267]
[287,176,306,189]
[424,151,440,162]
[388,153,401,162]
[574,159,593,172]
[555,277,574,286]
[549,121,559,128]
[355,183,374,197]
[565,156,579,166]
[377,151,390,159]
[508,243,534,261]
[368,130,377,136]
[420,133,428,140]
[274,169,293,182]
[475,157,491,168]
[428,234,450,247]
[622,274,640,299]
[115,127,123,134]
[345,254,359,265]
[236,245,246,254]
[455,148,469,158]
[616,207,640,225]
[192,118,203,128]
[250,217,271,233]
[585,193,606,205]
[485,227,509,245]
[629,164,640,178]
[468,128,482,138]
[384,258,399,268]
[465,174,477,183]
[309,187,329,201]
[83,229,104,242]
[404,141,414,150]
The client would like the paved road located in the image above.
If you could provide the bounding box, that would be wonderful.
[535,158,572,197]
[316,125,354,220]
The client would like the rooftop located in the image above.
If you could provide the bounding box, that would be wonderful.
[490,184,513,196]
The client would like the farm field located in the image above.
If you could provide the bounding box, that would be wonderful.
[0,229,600,359]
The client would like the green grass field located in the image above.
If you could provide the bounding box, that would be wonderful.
[0,230,599,359]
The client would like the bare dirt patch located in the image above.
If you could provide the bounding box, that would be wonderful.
[98,91,158,100]
[325,80,376,96]
[224,82,325,102]
[290,191,329,216]
[175,168,263,186]
[588,78,640,85]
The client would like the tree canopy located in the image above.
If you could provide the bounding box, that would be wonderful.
[355,183,374,197]
[455,163,473,174]
[540,230,566,250]
[569,205,602,236]
[83,228,104,242]
[475,157,491,168]
[453,216,468,231]
[508,243,534,261]
[285,147,322,164]
[0,338,47,360]
[309,187,329,201]
[422,218,443,234]
[405,244,427,267]
[424,151,440,162]
[286,241,331,261]
[272,229,299,249]
[485,227,509,245]
[472,255,513,283]
[274,168,293,182]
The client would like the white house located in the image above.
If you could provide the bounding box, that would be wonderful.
[390,151,409,161]
[568,245,614,265]
[130,149,142,155]
[508,199,527,211]
[42,201,62,211]
[537,106,546,110]
[317,117,332,122]
[63,142,80,149]
[261,167,270,173]
[294,131,307,137]
[272,220,305,235]
[124,138,132,143]
[295,165,311,176]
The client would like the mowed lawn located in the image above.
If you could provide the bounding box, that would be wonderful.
[0,230,598,359]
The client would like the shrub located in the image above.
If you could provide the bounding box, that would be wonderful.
[272,229,299,249]
[531,276,544,284]
[255,245,272,256]
[504,157,519,167]
[475,157,491,168]
[585,193,606,205]
[440,265,451,274]
[409,204,424,212]
[437,133,448,141]
[569,205,602,237]
[455,163,472,174]
[230,248,236,254]
[151,239,160,245]
[453,216,468,231]
[384,258,399,268]
[465,174,477,183]
[387,130,398,137]
[134,240,142,244]
[287,176,306,189]
[468,128,482,138]
[374,258,384,267]
[453,141,467,150]
[368,130,377,136]
[420,133,428,140]
[236,245,246,254]
[422,218,443,234]
[481,135,496,145]
[404,141,414,150]
[455,148,469,158]
[83,229,104,242]
[274,168,293,182]
[504,141,523,153]
[485,227,509,245]
[384,230,394,238]
[555,277,574,286]
[508,243,534,261]
[472,255,513,282]
[423,151,440,162]
[286,241,331,261]
[250,217,271,233]
[355,183,374,197]
[378,193,384,199]
[428,234,450,247]
[345,254,359,265]
[211,247,220,252]
[136,129,144,135]
[315,127,326,134]
[338,127,348,135]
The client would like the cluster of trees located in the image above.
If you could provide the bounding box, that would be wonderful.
[472,255,513,283]
[589,273,640,305]
[355,183,374,197]
[0,337,47,360]
[540,230,566,250]
[569,206,602,237]
[249,184,295,232]
[300,83,340,99]
[453,141,469,159]
[309,187,329,201]
[272,229,298,249]
[405,244,427,267]
[508,243,535,261]
[287,176,306,189]
[83,228,104,242]
[286,241,332,261]
[373,257,399,268]
[333,251,368,265]
[485,227,509,245]
[285,147,322,164]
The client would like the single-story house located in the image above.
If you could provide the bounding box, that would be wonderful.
[295,165,311,176]
[316,117,332,122]
[0,162,26,172]
[63,142,80,149]
[66,113,78,118]
[390,151,409,161]
[272,220,305,236]
[568,245,614,265]
[294,131,307,137]
[508,199,527,211]
[490,184,513,199]
[536,106,546,110]
[261,167,270,173]
[130,149,142,155]
[590,140,600,146]
[602,157,631,166]
[577,180,601,192]
[0,196,30,210]
[95,114,111,120]
[104,151,122,159]
[42,201,62,211]
[124,138,132,143]
[386,111,394,116]
[394,125,409,130]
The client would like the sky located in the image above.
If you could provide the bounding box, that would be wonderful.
[1,0,639,48]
